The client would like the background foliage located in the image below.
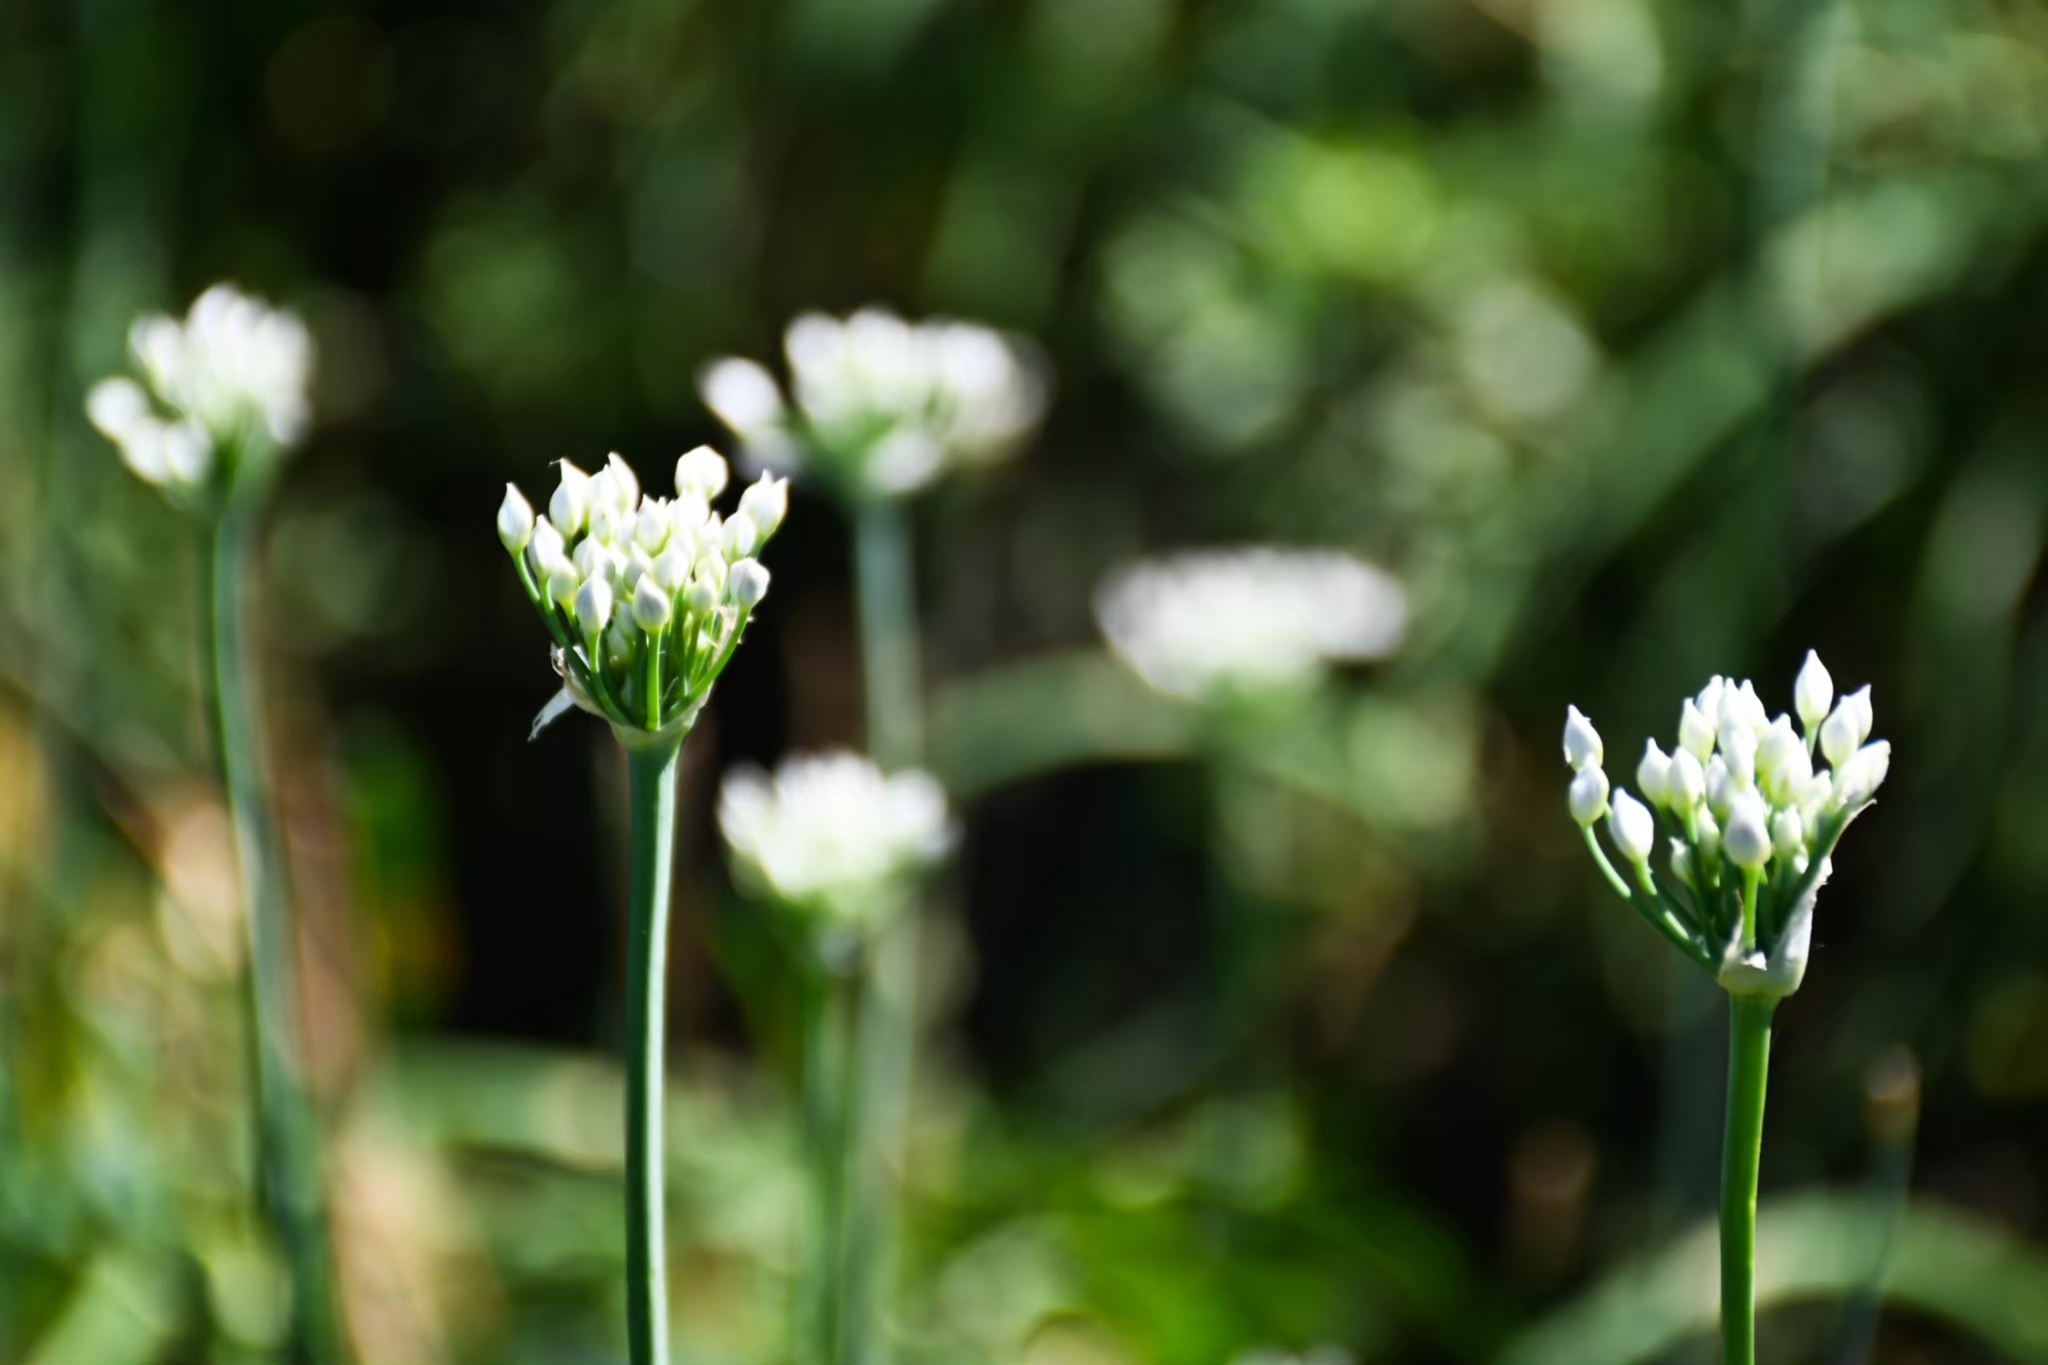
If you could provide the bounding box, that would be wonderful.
[4,0,2048,1361]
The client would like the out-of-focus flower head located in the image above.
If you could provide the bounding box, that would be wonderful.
[698,307,1049,499]
[498,448,788,743]
[718,750,954,951]
[1564,651,1890,998]
[85,283,314,501]
[1094,547,1407,702]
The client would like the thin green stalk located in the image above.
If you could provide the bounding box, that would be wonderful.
[209,497,342,1364]
[798,962,858,1365]
[846,497,923,1365]
[623,738,682,1365]
[1721,994,1776,1365]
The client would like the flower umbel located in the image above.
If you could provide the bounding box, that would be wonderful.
[1095,547,1408,702]
[718,751,954,949]
[698,307,1049,498]
[501,449,787,740]
[1564,657,1890,997]
[85,283,314,501]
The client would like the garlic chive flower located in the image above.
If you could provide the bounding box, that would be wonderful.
[718,751,954,955]
[1094,548,1408,702]
[698,308,1049,498]
[1563,656,1890,998]
[85,283,314,501]
[502,449,787,741]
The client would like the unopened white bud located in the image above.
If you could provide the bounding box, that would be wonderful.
[1819,686,1873,768]
[728,558,770,608]
[1762,730,1812,806]
[652,543,693,593]
[1757,716,1801,781]
[1568,766,1609,825]
[546,560,580,607]
[1794,650,1833,734]
[632,575,673,632]
[574,537,618,580]
[684,576,718,614]
[622,547,652,590]
[1695,676,1727,723]
[1695,806,1721,858]
[676,444,729,499]
[1678,699,1716,759]
[1771,808,1804,858]
[1832,739,1891,808]
[1637,740,1672,807]
[1726,680,1767,735]
[693,553,727,591]
[1705,755,1735,821]
[1719,721,1758,787]
[1608,789,1654,864]
[635,497,671,553]
[1669,839,1696,886]
[498,484,535,552]
[1667,748,1705,808]
[1563,706,1603,772]
[575,574,614,635]
[606,452,640,508]
[1724,794,1772,870]
[529,520,567,574]
[550,460,590,536]
[1796,771,1833,822]
[737,474,789,540]
[724,513,759,559]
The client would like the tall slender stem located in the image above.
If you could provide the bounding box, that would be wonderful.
[798,962,858,1365]
[623,739,682,1365]
[209,497,342,1364]
[846,497,923,1365]
[1721,994,1776,1365]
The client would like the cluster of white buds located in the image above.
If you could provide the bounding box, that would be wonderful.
[498,448,788,740]
[1565,652,1891,997]
[85,283,314,500]
[1095,548,1408,702]
[698,307,1049,498]
[717,751,954,959]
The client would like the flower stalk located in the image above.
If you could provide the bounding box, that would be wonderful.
[1720,994,1775,1365]
[623,737,681,1365]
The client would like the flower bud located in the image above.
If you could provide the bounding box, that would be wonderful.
[574,537,618,580]
[588,499,624,546]
[87,377,152,441]
[1563,705,1603,772]
[1832,739,1891,808]
[1724,793,1772,870]
[529,520,567,574]
[1669,839,1696,886]
[1695,676,1727,724]
[1820,685,1873,768]
[1694,806,1721,858]
[632,575,673,632]
[1678,698,1715,759]
[1636,740,1671,807]
[163,424,212,485]
[1705,755,1735,821]
[575,573,614,635]
[635,497,671,553]
[1723,680,1767,735]
[1719,720,1758,787]
[1794,650,1832,734]
[684,576,718,614]
[723,513,759,559]
[1771,808,1804,859]
[1568,766,1609,825]
[1796,771,1832,821]
[1608,789,1654,864]
[652,542,693,593]
[728,558,770,608]
[606,452,640,509]
[498,483,535,552]
[546,560,580,607]
[737,474,789,540]
[622,547,652,589]
[550,460,590,536]
[1757,716,1801,782]
[1667,748,1705,808]
[676,444,729,499]
[693,552,727,591]
[1761,728,1812,806]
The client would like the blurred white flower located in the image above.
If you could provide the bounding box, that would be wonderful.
[85,283,314,499]
[501,447,786,739]
[1094,547,1407,701]
[698,307,1049,498]
[718,751,954,932]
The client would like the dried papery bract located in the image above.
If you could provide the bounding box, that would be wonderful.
[83,283,340,1362]
[1563,656,1890,1365]
[500,447,785,1365]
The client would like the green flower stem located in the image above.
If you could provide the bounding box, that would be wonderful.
[1721,994,1777,1365]
[799,961,858,1365]
[847,497,923,1365]
[208,496,342,1364]
[623,737,682,1365]
[1740,867,1762,953]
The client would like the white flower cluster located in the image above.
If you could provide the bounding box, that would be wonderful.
[698,307,1049,497]
[86,283,314,498]
[718,751,954,942]
[1095,548,1408,702]
[1565,652,1891,996]
[498,448,788,739]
